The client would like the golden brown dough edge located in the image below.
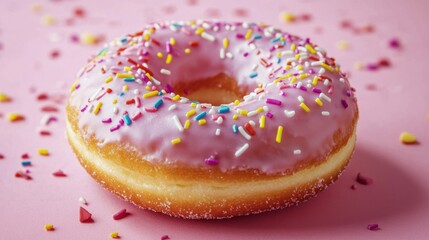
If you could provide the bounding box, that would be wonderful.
[66,103,358,219]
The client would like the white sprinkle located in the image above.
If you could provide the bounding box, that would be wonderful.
[219,48,225,59]
[208,107,215,115]
[79,197,88,205]
[319,93,331,102]
[297,96,304,102]
[216,117,223,124]
[297,46,308,52]
[249,120,256,126]
[151,76,161,85]
[88,105,94,113]
[318,68,325,74]
[144,41,150,47]
[324,79,330,86]
[294,149,302,155]
[321,111,330,116]
[133,89,140,95]
[296,81,303,88]
[235,143,249,157]
[168,104,177,111]
[160,69,171,75]
[284,110,296,118]
[226,52,233,59]
[248,111,257,117]
[172,115,184,132]
[201,32,215,42]
[40,114,50,126]
[89,87,103,102]
[215,128,221,136]
[238,126,251,140]
[113,106,118,114]
[339,78,345,83]
[263,106,270,112]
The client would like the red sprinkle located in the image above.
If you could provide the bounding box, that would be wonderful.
[41,105,59,112]
[73,7,86,17]
[356,172,373,185]
[113,209,128,220]
[80,207,93,223]
[21,153,30,159]
[37,93,49,101]
[15,170,32,180]
[161,235,170,240]
[244,123,256,136]
[39,130,52,136]
[367,224,380,231]
[53,169,67,177]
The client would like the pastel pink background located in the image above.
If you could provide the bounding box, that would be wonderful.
[1,0,428,239]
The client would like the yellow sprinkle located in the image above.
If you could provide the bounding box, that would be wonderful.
[233,114,239,120]
[284,65,292,71]
[195,27,205,35]
[112,99,117,104]
[166,54,173,64]
[129,41,135,46]
[110,231,119,238]
[299,102,310,112]
[234,100,240,106]
[259,115,266,129]
[171,138,181,145]
[321,63,334,72]
[32,3,42,13]
[184,48,191,54]
[41,15,56,25]
[123,85,129,91]
[143,90,159,98]
[299,73,310,79]
[354,61,364,70]
[276,126,283,143]
[186,109,196,117]
[44,224,54,231]
[276,52,282,58]
[190,102,197,108]
[0,93,10,102]
[305,44,316,54]
[70,82,78,92]
[184,120,191,129]
[296,65,304,71]
[400,132,417,144]
[116,73,134,79]
[105,76,113,83]
[170,37,176,46]
[256,107,264,113]
[145,86,151,91]
[257,83,262,88]
[312,76,319,86]
[7,113,23,122]
[157,52,163,58]
[93,102,103,115]
[144,32,150,41]
[38,148,49,156]
[145,73,152,80]
[80,32,97,45]
[239,109,248,116]
[291,43,296,51]
[123,66,131,71]
[172,95,180,101]
[315,98,323,107]
[245,29,253,40]
[295,54,301,60]
[290,76,297,84]
[198,119,207,125]
[281,11,296,23]
[223,38,229,49]
[336,40,350,50]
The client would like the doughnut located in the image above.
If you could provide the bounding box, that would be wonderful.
[66,20,358,219]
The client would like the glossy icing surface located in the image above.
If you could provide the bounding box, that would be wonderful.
[69,20,357,174]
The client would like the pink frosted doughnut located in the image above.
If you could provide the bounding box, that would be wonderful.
[66,20,358,219]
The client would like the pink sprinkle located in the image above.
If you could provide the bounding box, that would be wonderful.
[135,96,141,107]
[367,224,380,231]
[204,155,219,165]
[266,98,282,106]
[102,118,112,124]
[131,111,142,120]
[356,172,373,185]
[80,105,88,112]
[236,33,245,39]
[312,88,322,93]
[341,99,348,109]
[161,235,170,240]
[41,105,59,112]
[366,63,379,71]
[266,112,274,119]
[0,154,5,159]
[388,38,401,49]
[243,52,249,57]
[21,153,30,159]
[53,169,67,177]
[145,107,157,112]
[110,125,120,132]
[113,208,128,220]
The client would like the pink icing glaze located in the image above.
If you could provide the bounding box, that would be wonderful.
[69,20,357,174]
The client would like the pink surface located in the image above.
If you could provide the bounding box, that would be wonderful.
[0,0,428,239]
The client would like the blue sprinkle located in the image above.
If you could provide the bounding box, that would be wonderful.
[253,34,262,40]
[272,37,280,43]
[277,58,281,64]
[158,91,164,96]
[124,78,135,82]
[232,124,238,133]
[218,106,230,114]
[21,161,31,166]
[154,99,164,109]
[194,111,207,121]
[97,48,107,56]
[123,114,132,126]
[119,92,125,97]
[249,72,258,78]
[121,38,128,43]
[172,23,182,29]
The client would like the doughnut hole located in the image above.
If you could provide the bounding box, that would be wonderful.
[172,73,250,106]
